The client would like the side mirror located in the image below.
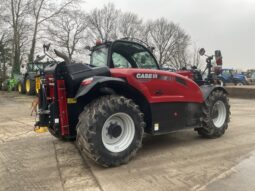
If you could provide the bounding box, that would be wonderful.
[43,43,51,53]
[85,46,91,51]
[199,48,206,56]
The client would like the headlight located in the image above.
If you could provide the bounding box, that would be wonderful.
[81,77,93,86]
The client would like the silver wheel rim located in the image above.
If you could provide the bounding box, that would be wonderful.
[212,100,227,128]
[102,112,135,153]
[219,80,224,87]
[236,82,243,86]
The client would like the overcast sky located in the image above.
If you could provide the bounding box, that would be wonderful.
[83,0,255,70]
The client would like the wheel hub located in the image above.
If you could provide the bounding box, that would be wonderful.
[212,100,227,128]
[108,123,122,138]
[102,112,135,153]
[212,106,219,119]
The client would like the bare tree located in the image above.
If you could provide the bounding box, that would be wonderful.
[190,44,202,69]
[88,3,120,42]
[1,0,31,74]
[0,33,12,79]
[117,12,143,39]
[47,9,88,60]
[169,47,189,70]
[168,28,190,69]
[27,0,76,63]
[145,18,190,69]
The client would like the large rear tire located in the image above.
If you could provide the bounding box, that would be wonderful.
[76,95,145,167]
[196,90,230,138]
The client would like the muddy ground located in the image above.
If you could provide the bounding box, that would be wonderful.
[1,91,255,191]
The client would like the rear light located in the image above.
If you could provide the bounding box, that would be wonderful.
[81,77,93,86]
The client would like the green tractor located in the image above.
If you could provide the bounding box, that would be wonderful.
[17,60,51,95]
[17,63,37,95]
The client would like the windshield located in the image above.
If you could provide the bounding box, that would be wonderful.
[90,42,159,69]
[111,41,158,69]
[132,51,158,69]
[91,47,108,67]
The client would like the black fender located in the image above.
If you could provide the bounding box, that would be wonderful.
[200,85,228,101]
[75,76,126,99]
[74,76,153,134]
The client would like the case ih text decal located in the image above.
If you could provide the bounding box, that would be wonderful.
[136,73,158,79]
[135,73,175,82]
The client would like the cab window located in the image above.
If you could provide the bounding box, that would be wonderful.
[91,47,108,67]
[112,53,131,68]
[111,41,159,69]
[132,51,158,69]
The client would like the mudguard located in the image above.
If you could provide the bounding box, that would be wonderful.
[75,76,126,99]
[200,85,228,100]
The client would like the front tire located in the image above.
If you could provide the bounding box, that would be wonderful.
[197,90,230,138]
[235,81,244,86]
[76,95,145,167]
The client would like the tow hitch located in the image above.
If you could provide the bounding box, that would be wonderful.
[31,97,49,133]
[34,125,48,133]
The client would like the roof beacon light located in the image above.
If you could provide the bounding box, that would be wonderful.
[96,39,102,46]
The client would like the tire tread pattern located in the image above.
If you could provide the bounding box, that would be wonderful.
[76,95,145,167]
[197,90,230,138]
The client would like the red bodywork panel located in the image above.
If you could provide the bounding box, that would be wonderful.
[45,74,55,101]
[110,69,204,103]
[176,71,194,80]
[56,80,70,136]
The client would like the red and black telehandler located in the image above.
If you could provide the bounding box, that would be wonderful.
[34,38,230,167]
